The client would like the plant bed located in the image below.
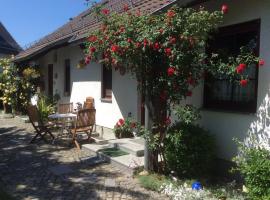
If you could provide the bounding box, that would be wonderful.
[136,173,247,200]
[98,147,129,157]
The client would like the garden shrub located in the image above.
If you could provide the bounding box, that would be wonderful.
[113,118,136,138]
[164,122,215,178]
[233,146,270,199]
[37,93,56,122]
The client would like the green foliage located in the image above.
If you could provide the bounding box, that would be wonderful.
[137,174,169,191]
[113,118,136,138]
[174,105,201,125]
[0,57,40,113]
[164,122,216,178]
[37,93,56,122]
[233,143,270,200]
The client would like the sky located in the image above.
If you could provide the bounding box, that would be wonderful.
[0,0,88,49]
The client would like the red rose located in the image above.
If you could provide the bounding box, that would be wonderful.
[101,9,110,15]
[120,26,125,33]
[123,4,129,12]
[117,119,125,126]
[85,56,91,65]
[165,48,172,56]
[159,28,164,34]
[169,37,177,44]
[167,10,175,18]
[221,4,229,14]
[130,122,136,128]
[136,42,141,48]
[143,39,148,47]
[111,45,119,52]
[165,117,171,126]
[259,59,265,66]
[186,91,192,97]
[236,63,246,74]
[187,77,195,86]
[167,67,176,76]
[88,35,98,42]
[154,42,160,50]
[90,47,96,53]
[127,38,132,43]
[240,79,248,87]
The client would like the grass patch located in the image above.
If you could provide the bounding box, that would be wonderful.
[137,174,170,191]
[99,148,129,157]
[0,188,14,200]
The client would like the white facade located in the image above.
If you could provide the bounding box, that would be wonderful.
[34,0,270,160]
[37,45,140,129]
[188,0,270,159]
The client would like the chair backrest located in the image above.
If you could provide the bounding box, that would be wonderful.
[58,102,73,114]
[75,108,96,129]
[83,101,94,109]
[27,105,43,127]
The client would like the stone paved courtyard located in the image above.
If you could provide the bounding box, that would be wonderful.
[0,117,168,200]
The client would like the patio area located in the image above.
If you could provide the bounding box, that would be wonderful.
[0,117,167,200]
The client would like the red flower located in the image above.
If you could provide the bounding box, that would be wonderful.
[259,59,265,66]
[240,79,248,87]
[127,38,132,43]
[143,39,148,47]
[111,45,119,52]
[136,42,142,48]
[165,48,172,56]
[159,28,164,34]
[167,10,175,18]
[85,56,91,65]
[167,67,176,76]
[90,47,96,53]
[186,91,192,97]
[169,37,177,44]
[153,42,160,50]
[187,77,195,85]
[88,35,98,42]
[101,9,110,15]
[117,119,125,126]
[130,122,136,128]
[236,63,246,74]
[165,117,171,126]
[123,4,129,12]
[120,26,125,33]
[221,4,229,14]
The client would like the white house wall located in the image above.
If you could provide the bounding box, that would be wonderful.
[187,0,270,159]
[37,45,139,129]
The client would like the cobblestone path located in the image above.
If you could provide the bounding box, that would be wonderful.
[0,118,168,200]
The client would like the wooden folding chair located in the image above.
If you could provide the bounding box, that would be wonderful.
[58,102,73,114]
[27,105,55,143]
[70,108,96,150]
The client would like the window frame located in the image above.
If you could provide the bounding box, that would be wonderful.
[203,19,261,113]
[64,59,71,96]
[101,65,112,102]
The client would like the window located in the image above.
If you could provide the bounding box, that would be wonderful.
[101,65,112,101]
[64,59,71,96]
[204,20,260,113]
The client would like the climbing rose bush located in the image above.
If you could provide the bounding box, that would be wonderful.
[84,3,262,170]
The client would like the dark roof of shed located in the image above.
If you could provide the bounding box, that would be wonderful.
[0,22,22,55]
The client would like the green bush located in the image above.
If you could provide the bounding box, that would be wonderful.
[164,122,215,178]
[233,147,270,199]
[37,93,56,122]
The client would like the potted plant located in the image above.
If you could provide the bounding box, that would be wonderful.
[113,118,136,139]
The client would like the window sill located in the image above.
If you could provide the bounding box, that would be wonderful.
[100,98,112,103]
[201,107,257,116]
